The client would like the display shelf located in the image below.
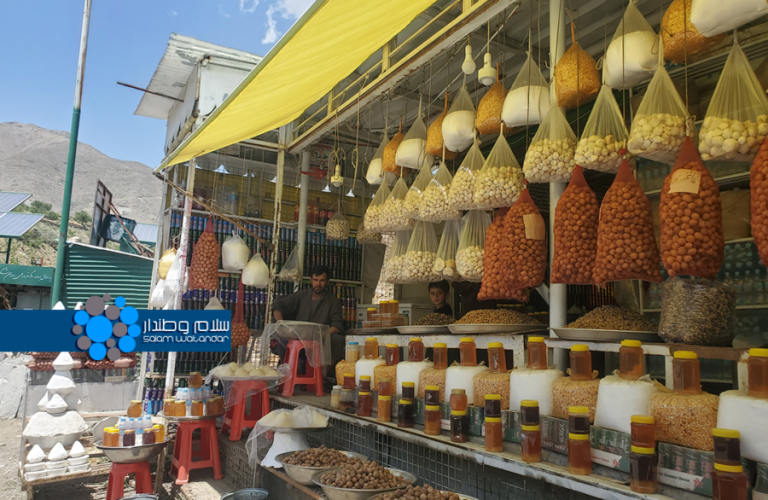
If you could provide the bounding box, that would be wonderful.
[167,206,356,233]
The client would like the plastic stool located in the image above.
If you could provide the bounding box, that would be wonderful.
[221,380,270,441]
[171,419,223,485]
[107,461,153,500]
[281,340,325,397]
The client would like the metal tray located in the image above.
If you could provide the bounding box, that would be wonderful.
[348,328,398,335]
[447,324,547,334]
[275,450,367,485]
[312,466,417,500]
[260,423,333,435]
[550,328,662,342]
[396,325,450,334]
[160,411,226,422]
[96,440,166,464]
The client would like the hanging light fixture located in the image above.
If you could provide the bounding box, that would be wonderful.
[478,22,496,86]
[461,40,476,75]
[322,183,331,193]
[346,188,355,198]
[270,174,277,183]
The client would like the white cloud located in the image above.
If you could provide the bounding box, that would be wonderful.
[261,0,313,44]
[239,0,259,13]
[168,9,178,16]
[218,5,230,17]
[262,6,279,44]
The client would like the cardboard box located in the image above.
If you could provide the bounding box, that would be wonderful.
[755,462,768,500]
[657,442,751,497]
[469,406,484,437]
[541,416,569,454]
[590,426,631,473]
[502,410,522,443]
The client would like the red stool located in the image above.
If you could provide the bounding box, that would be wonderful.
[221,380,270,441]
[107,461,152,500]
[171,419,223,485]
[281,340,325,397]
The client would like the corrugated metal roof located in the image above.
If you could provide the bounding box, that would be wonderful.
[0,212,44,238]
[132,223,159,245]
[135,33,263,120]
[0,192,31,212]
[62,242,153,310]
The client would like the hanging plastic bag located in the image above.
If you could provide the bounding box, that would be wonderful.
[476,68,506,135]
[555,23,601,109]
[383,122,406,175]
[402,221,440,283]
[751,140,768,266]
[474,129,525,209]
[604,0,659,90]
[381,230,413,284]
[278,245,302,281]
[699,41,768,162]
[662,0,725,64]
[433,219,461,280]
[575,85,630,173]
[426,94,457,160]
[232,279,250,347]
[442,85,476,152]
[660,137,724,279]
[205,296,225,310]
[366,134,388,185]
[551,166,599,284]
[456,210,492,282]
[222,232,249,271]
[403,160,434,220]
[396,112,431,170]
[242,252,270,288]
[380,177,415,231]
[627,50,690,164]
[326,212,350,241]
[419,161,461,222]
[523,106,577,183]
[691,0,768,37]
[448,141,484,211]
[501,188,547,291]
[356,222,382,245]
[189,216,220,290]
[502,51,551,128]
[158,248,176,280]
[150,279,173,308]
[365,182,390,233]
[478,208,529,301]
[165,250,182,294]
[593,160,662,285]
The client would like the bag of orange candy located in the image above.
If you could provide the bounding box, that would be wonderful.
[232,278,250,347]
[189,216,221,290]
[752,140,768,266]
[501,185,548,291]
[477,208,529,302]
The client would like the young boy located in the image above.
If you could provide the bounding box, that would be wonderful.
[429,280,453,317]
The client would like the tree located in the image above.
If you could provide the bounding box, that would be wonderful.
[73,210,92,226]
[30,200,52,214]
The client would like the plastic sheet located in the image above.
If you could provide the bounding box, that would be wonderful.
[442,86,476,153]
[426,94,457,160]
[402,221,440,283]
[364,182,390,233]
[419,161,460,222]
[555,23,600,108]
[662,0,725,64]
[456,210,492,282]
[403,166,433,220]
[261,321,332,374]
[575,85,630,173]
[473,130,524,209]
[433,219,461,281]
[189,216,220,290]
[604,1,658,89]
[447,141,484,211]
[242,252,270,288]
[502,51,550,128]
[396,113,430,170]
[658,277,735,345]
[149,280,173,308]
[206,363,290,413]
[381,177,416,231]
[246,406,329,466]
[501,189,547,291]
[366,135,389,185]
[523,106,577,183]
[222,233,249,271]
[381,230,413,285]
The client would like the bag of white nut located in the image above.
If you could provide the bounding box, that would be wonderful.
[419,162,461,223]
[380,177,416,232]
[364,182,391,233]
[381,230,413,284]
[326,212,350,241]
[433,219,461,281]
[402,221,441,283]
[448,141,485,211]
[523,106,577,183]
[456,210,492,282]
[575,85,631,174]
[403,162,433,220]
[698,42,768,162]
[473,129,525,209]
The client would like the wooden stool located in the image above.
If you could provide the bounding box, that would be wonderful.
[107,461,152,500]
[281,340,325,397]
[221,379,270,441]
[170,419,223,485]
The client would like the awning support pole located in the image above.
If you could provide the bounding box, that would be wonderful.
[5,238,11,264]
[298,151,310,279]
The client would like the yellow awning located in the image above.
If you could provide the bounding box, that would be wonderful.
[158,0,438,170]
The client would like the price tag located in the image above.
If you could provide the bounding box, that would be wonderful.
[669,169,701,194]
[523,213,545,240]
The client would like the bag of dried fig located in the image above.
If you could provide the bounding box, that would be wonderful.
[551,165,599,284]
[473,129,525,209]
[575,85,631,174]
[433,219,461,281]
[523,105,578,183]
[402,221,440,283]
[403,164,433,220]
[751,140,768,266]
[381,230,413,285]
[380,177,415,232]
[419,161,460,222]
[501,187,548,291]
[662,0,725,64]
[476,69,506,135]
[189,216,220,290]
[660,137,724,279]
[364,182,390,233]
[447,141,484,211]
[593,159,662,285]
[426,93,457,160]
[555,22,601,109]
[456,210,492,282]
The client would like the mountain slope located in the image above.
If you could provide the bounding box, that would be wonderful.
[0,122,161,223]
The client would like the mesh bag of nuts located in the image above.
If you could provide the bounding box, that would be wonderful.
[447,141,484,211]
[396,111,430,170]
[501,188,547,291]
[456,209,492,282]
[419,161,461,222]
[658,277,735,345]
[383,122,406,175]
[555,23,601,109]
[433,219,461,281]
[551,376,600,423]
[477,70,507,135]
[478,208,530,301]
[381,230,413,284]
[751,140,768,266]
[356,222,382,245]
[660,137,724,279]
[603,1,659,90]
[593,159,662,285]
[662,0,725,64]
[378,484,462,499]
[283,446,362,467]
[523,106,578,183]
[365,182,391,233]
[403,166,433,220]
[381,178,416,232]
[575,85,631,174]
[426,93,457,160]
[442,85,476,153]
[232,279,250,347]
[402,221,440,283]
[551,165,599,284]
[189,216,221,290]
[699,41,768,162]
[326,212,350,241]
[651,391,719,450]
[502,50,551,128]
[473,130,525,209]
[366,134,389,185]
[318,460,411,490]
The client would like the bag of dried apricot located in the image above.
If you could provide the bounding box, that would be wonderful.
[189,216,220,290]
[593,159,662,285]
[501,187,548,291]
[551,165,599,284]
[476,66,506,135]
[426,94,457,160]
[383,122,406,175]
[662,0,725,64]
[555,22,600,109]
[478,208,530,302]
[751,140,768,266]
[660,136,723,279]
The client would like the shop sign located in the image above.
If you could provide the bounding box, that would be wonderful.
[0,265,54,287]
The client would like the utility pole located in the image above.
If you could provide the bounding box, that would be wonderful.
[51,0,93,306]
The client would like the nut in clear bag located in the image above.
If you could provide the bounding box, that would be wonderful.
[365,182,390,233]
[396,111,431,170]
[502,51,550,128]
[523,106,577,183]
[381,230,413,284]
[383,122,406,176]
[419,161,460,222]
[603,0,659,89]
[456,210,492,282]
[402,221,440,283]
[403,161,434,220]
[448,141,484,211]
[442,85,476,153]
[473,128,525,209]
[576,85,631,174]
[433,219,461,281]
[356,222,382,245]
[380,177,415,231]
[366,134,389,185]
[278,245,302,282]
[662,0,725,64]
[326,212,350,241]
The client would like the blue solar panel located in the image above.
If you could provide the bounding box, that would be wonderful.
[132,223,158,244]
[0,212,44,238]
[0,192,32,212]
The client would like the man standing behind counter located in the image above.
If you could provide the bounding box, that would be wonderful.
[273,265,345,366]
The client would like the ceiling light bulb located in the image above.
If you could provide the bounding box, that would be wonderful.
[322,183,331,193]
[478,52,496,86]
[346,189,355,198]
[461,45,476,75]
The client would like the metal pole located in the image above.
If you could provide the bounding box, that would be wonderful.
[266,124,293,324]
[51,0,92,306]
[5,239,10,264]
[298,151,310,278]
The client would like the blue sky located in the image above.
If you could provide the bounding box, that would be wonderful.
[0,0,313,168]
